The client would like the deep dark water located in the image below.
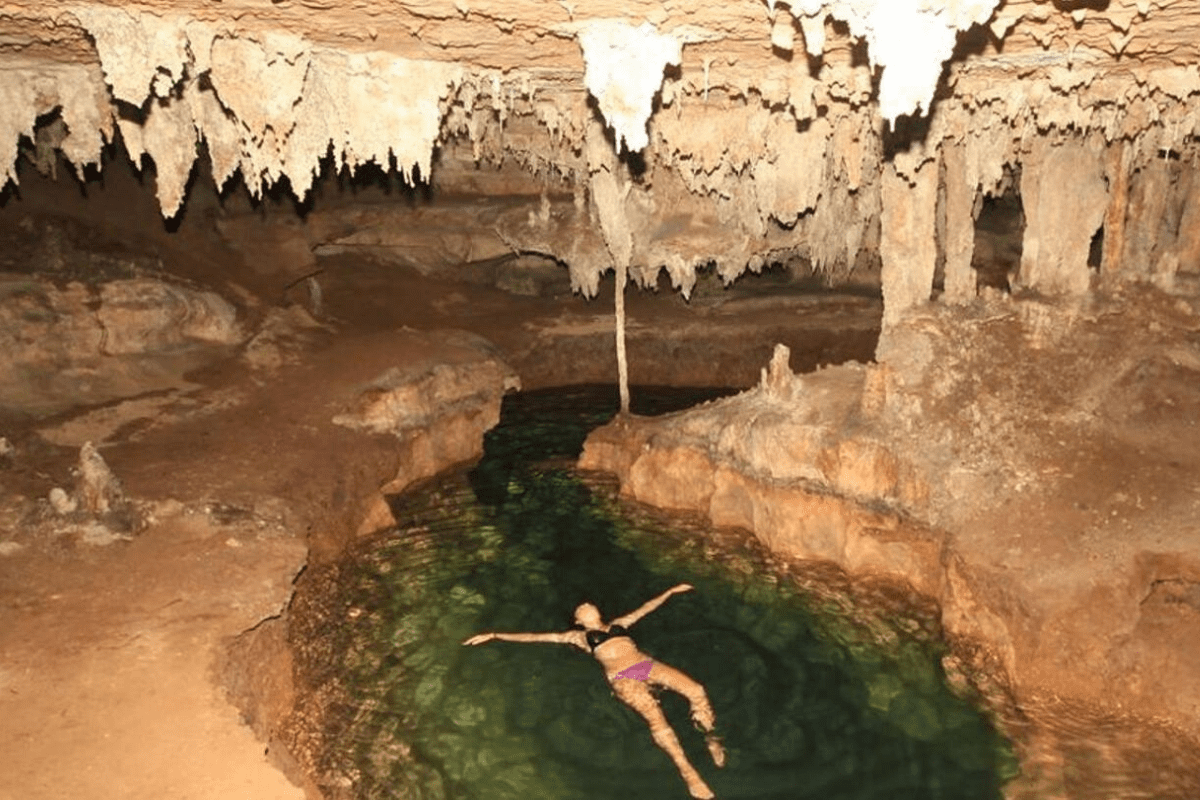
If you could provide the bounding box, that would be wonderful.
[327,386,1016,800]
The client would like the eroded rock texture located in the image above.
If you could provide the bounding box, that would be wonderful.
[6,0,1200,795]
[1,1,1197,305]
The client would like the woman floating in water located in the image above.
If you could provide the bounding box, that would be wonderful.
[463,583,725,799]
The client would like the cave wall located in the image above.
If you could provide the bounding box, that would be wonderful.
[6,3,1200,786]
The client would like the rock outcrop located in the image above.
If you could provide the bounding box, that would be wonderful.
[582,292,1200,759]
[0,270,244,415]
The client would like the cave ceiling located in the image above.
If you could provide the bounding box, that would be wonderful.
[1,1,1198,301]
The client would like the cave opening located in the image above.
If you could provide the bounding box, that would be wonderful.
[971,185,1024,294]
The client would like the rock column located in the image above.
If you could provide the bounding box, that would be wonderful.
[940,141,978,304]
[586,122,633,412]
[880,160,939,325]
[1018,136,1108,295]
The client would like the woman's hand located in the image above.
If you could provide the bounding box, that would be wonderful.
[671,583,695,595]
[462,632,496,646]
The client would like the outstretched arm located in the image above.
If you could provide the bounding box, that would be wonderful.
[611,583,694,628]
[462,630,587,650]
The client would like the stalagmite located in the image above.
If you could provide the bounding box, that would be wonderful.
[76,442,125,516]
[880,160,938,325]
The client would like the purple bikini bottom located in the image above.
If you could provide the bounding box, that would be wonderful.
[615,659,653,681]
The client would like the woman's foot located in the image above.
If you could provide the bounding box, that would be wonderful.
[691,707,716,732]
[706,734,726,768]
[686,777,715,799]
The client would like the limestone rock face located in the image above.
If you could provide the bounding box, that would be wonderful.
[0,272,244,414]
[333,331,519,438]
[95,279,242,353]
[332,330,520,535]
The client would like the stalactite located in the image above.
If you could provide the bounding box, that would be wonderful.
[586,123,633,413]
[2,1,1199,318]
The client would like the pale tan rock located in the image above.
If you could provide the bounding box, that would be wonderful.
[48,486,77,515]
[880,160,938,325]
[76,441,123,516]
[332,331,518,438]
[8,1,1200,786]
[97,279,243,354]
[1017,136,1108,295]
[577,19,681,152]
[66,6,190,105]
[939,140,977,304]
[7,0,1200,317]
[0,269,246,415]
[583,292,1200,751]
[758,343,801,402]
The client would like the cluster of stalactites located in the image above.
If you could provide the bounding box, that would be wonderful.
[1,2,1003,213]
[5,4,1200,308]
[2,7,471,217]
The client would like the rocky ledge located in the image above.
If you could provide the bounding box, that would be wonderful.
[581,288,1200,792]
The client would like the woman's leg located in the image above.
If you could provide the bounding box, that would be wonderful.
[612,679,715,799]
[647,661,725,767]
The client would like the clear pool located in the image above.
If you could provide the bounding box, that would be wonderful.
[321,386,1015,799]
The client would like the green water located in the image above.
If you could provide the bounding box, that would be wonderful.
[328,386,1016,799]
